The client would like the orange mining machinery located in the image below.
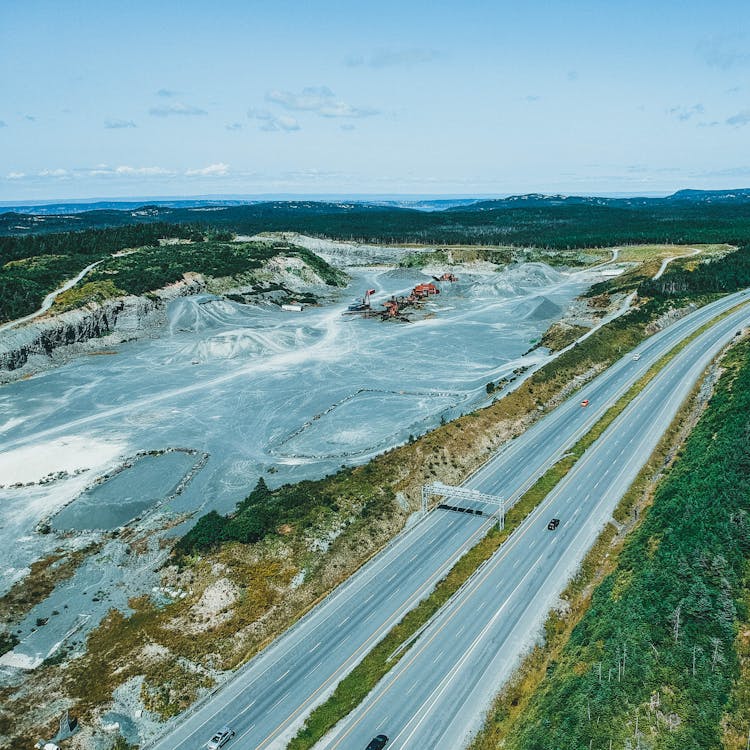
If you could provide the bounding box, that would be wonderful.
[412,282,440,299]
[433,272,458,282]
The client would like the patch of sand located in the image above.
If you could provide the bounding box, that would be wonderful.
[0,435,125,484]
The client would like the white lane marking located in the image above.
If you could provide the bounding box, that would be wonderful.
[305,663,321,677]
[340,615,350,626]
[309,642,322,653]
[270,692,289,710]
[375,716,389,732]
[364,593,375,603]
[238,699,256,716]
[512,558,520,568]
[274,670,290,684]
[432,649,445,665]
[387,572,398,583]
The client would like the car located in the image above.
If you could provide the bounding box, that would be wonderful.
[547,518,560,530]
[206,726,235,749]
[580,399,589,407]
[366,735,389,750]
[632,353,641,361]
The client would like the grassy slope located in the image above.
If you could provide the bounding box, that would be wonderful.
[500,339,750,750]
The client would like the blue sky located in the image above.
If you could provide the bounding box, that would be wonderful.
[1,0,749,200]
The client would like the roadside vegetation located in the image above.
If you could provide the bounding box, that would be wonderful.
[481,337,750,750]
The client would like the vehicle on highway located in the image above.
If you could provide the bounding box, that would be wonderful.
[206,726,235,749]
[580,399,590,407]
[632,353,641,360]
[366,734,389,750]
[547,518,560,530]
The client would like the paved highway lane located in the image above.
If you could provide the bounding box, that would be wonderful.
[148,290,749,750]
[320,302,750,750]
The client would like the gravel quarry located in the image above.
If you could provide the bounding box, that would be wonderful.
[0,256,610,674]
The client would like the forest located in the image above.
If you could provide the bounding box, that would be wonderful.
[4,199,750,249]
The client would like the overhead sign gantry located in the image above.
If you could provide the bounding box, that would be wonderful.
[421,481,505,529]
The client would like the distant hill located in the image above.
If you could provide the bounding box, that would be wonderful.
[2,189,750,249]
[451,188,750,212]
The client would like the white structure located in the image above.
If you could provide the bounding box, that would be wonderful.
[421,481,504,528]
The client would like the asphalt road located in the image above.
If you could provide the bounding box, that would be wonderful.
[148,289,749,750]
[319,301,750,750]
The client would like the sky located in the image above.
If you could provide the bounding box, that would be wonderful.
[1,0,750,201]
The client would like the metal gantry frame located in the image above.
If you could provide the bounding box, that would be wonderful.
[421,481,505,529]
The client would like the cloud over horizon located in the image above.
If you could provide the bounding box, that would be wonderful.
[149,102,207,117]
[265,87,378,118]
[185,162,230,176]
[345,48,444,68]
[105,119,137,129]
[249,109,301,132]
[698,34,750,69]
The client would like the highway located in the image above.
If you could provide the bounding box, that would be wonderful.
[318,301,750,750]
[147,289,749,750]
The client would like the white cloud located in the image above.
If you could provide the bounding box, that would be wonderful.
[668,104,705,122]
[698,34,750,69]
[226,122,243,131]
[6,171,25,179]
[149,102,207,117]
[185,162,230,176]
[114,165,173,176]
[249,109,301,132]
[265,86,378,118]
[105,119,137,129]
[345,48,444,68]
[38,168,69,177]
[726,110,750,127]
[156,88,179,97]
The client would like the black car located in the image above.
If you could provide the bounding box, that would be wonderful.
[366,735,389,750]
[547,518,560,530]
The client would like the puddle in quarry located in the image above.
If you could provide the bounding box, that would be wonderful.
[51,450,199,531]
[0,262,607,663]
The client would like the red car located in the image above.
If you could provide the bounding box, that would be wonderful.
[580,399,590,407]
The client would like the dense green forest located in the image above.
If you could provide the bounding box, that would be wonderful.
[504,338,750,750]
[4,200,750,249]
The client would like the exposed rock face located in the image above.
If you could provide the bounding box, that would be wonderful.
[0,275,205,378]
